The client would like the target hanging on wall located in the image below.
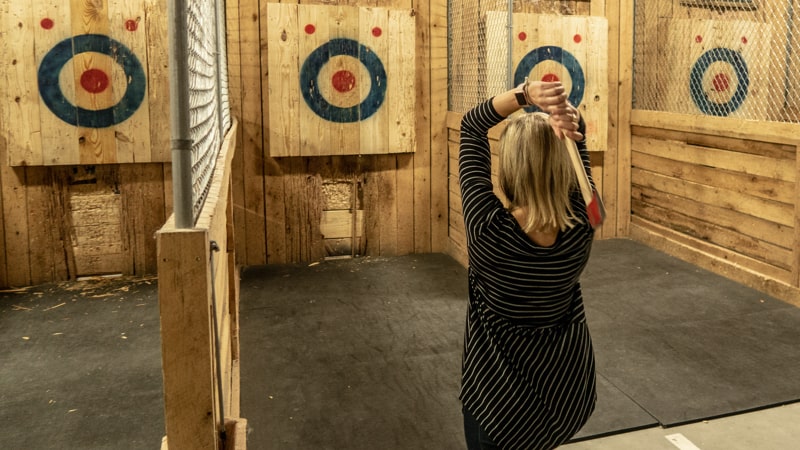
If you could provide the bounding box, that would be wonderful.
[37,34,147,128]
[267,3,416,157]
[689,47,749,116]
[662,19,771,119]
[300,37,387,123]
[486,13,608,151]
[514,45,586,114]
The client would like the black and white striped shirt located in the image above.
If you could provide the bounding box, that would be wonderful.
[458,99,597,450]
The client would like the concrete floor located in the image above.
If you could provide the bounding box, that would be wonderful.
[563,402,800,450]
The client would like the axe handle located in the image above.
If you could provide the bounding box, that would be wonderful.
[564,137,594,205]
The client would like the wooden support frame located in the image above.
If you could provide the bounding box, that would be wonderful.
[157,119,246,449]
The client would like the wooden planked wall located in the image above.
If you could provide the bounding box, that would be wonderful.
[227,0,449,266]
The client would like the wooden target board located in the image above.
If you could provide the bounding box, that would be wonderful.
[1,0,168,166]
[486,13,609,152]
[267,4,416,157]
[661,19,772,119]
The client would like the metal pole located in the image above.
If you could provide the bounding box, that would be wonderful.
[214,0,227,138]
[169,0,194,229]
[507,0,514,89]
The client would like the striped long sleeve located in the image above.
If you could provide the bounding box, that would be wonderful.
[458,99,597,450]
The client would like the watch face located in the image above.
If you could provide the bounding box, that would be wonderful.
[514,90,527,106]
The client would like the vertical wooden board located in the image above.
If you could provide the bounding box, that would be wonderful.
[145,0,170,161]
[267,3,300,157]
[413,0,431,253]
[429,0,449,252]
[358,7,389,155]
[0,147,31,285]
[329,5,361,156]
[298,3,331,157]
[70,0,118,164]
[120,163,166,275]
[157,228,217,450]
[387,9,416,154]
[225,0,247,264]
[4,0,44,166]
[395,154,415,255]
[34,1,79,165]
[583,16,609,152]
[107,0,151,163]
[24,167,61,285]
[376,155,398,254]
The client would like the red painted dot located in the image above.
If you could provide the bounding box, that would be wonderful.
[372,27,382,37]
[573,34,582,44]
[332,70,356,93]
[741,36,748,44]
[712,73,730,92]
[41,18,54,30]
[695,35,703,43]
[542,73,560,83]
[305,24,316,34]
[518,32,527,41]
[125,19,138,32]
[80,69,110,94]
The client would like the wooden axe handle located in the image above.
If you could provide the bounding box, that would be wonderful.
[564,137,594,205]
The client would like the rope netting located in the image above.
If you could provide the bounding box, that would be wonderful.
[186,0,231,222]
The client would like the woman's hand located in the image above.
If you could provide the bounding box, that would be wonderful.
[525,81,583,141]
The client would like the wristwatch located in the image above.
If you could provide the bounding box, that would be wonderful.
[514,82,529,106]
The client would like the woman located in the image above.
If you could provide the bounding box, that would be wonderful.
[458,80,597,450]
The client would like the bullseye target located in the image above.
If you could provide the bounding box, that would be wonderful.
[300,37,387,123]
[37,34,146,128]
[514,45,586,113]
[689,47,749,117]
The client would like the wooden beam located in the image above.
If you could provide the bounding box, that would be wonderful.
[614,0,634,238]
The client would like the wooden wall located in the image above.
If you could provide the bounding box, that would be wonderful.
[227,0,449,266]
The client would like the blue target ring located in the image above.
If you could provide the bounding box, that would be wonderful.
[300,38,387,123]
[38,34,146,128]
[514,45,586,113]
[690,47,748,116]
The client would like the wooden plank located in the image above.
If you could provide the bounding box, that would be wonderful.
[107,0,151,163]
[632,168,793,227]
[267,3,300,157]
[25,167,63,284]
[70,0,117,163]
[298,3,330,157]
[0,160,31,286]
[396,154,415,254]
[430,0,449,253]
[225,0,247,265]
[387,8,417,154]
[35,0,78,165]
[4,0,44,166]
[794,143,800,287]
[358,7,389,155]
[632,150,794,205]
[330,5,361,156]
[145,0,170,161]
[376,155,398,254]
[157,227,217,450]
[632,135,795,182]
[630,110,800,146]
[320,210,365,239]
[414,0,432,253]
[119,163,167,275]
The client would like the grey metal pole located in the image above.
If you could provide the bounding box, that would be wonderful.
[169,0,194,228]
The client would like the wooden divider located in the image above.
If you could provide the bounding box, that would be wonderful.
[157,119,246,450]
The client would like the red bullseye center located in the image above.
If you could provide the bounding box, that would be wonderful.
[542,73,560,83]
[332,70,356,93]
[712,73,730,92]
[80,69,110,94]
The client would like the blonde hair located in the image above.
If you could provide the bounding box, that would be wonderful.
[498,112,580,232]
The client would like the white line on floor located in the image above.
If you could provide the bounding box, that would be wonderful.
[665,433,702,450]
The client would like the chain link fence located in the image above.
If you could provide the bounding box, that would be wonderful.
[448,1,592,113]
[450,1,800,123]
[634,0,800,122]
[186,0,231,222]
